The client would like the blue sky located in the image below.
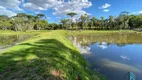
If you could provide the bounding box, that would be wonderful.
[0,0,142,23]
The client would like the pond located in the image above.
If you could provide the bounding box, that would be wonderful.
[69,32,142,80]
[0,34,34,52]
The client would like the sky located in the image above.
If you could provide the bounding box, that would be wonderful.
[0,0,142,23]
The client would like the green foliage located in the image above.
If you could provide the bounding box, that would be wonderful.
[48,23,58,30]
[78,14,90,29]
[60,19,70,29]
[36,14,46,20]
[67,12,77,29]
[0,21,12,30]
[0,13,48,31]
[0,11,142,31]
[129,15,142,29]
[34,20,48,30]
[66,12,77,18]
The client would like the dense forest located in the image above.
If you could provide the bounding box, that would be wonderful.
[0,11,142,31]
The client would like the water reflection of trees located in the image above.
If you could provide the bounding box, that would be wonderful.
[70,33,142,46]
[69,36,91,55]
[0,34,34,48]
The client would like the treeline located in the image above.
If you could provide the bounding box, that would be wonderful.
[62,11,142,30]
[0,11,142,31]
[0,13,52,31]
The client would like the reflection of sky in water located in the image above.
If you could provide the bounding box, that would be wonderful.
[89,43,142,80]
[97,42,108,49]
[72,36,91,54]
[120,55,130,60]
[101,59,141,73]
[70,36,142,80]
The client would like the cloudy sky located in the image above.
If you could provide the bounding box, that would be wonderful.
[0,0,142,23]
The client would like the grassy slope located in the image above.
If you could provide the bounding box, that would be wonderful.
[0,30,49,35]
[0,30,104,80]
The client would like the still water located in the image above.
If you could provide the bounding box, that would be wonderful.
[0,34,34,52]
[69,32,142,80]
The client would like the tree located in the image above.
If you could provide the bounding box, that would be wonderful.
[34,14,48,30]
[90,17,97,30]
[0,20,12,30]
[34,20,48,30]
[0,11,142,31]
[60,19,70,29]
[0,15,12,30]
[86,15,90,30]
[104,19,109,30]
[48,23,58,30]
[108,15,114,29]
[79,14,90,30]
[36,14,46,20]
[67,12,77,30]
[0,15,9,21]
[26,14,36,30]
[11,13,27,31]
[120,11,129,29]
[129,15,142,29]
[100,16,104,29]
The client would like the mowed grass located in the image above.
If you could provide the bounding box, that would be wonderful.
[0,30,104,80]
[0,30,49,35]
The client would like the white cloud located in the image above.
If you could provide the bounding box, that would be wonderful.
[23,2,46,10]
[120,55,130,60]
[102,42,107,45]
[23,0,92,17]
[103,9,110,12]
[97,45,107,49]
[99,3,111,9]
[132,12,137,14]
[0,0,22,11]
[35,11,40,14]
[0,7,16,17]
[80,46,91,54]
[0,0,92,18]
[56,17,61,19]
[0,6,6,10]
[21,0,25,3]
[46,17,51,19]
[132,10,142,14]
[139,11,142,14]
[23,0,63,11]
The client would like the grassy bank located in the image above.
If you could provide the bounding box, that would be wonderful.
[0,30,50,35]
[0,30,104,80]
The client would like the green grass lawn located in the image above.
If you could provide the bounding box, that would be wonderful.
[0,30,105,80]
[0,30,49,35]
